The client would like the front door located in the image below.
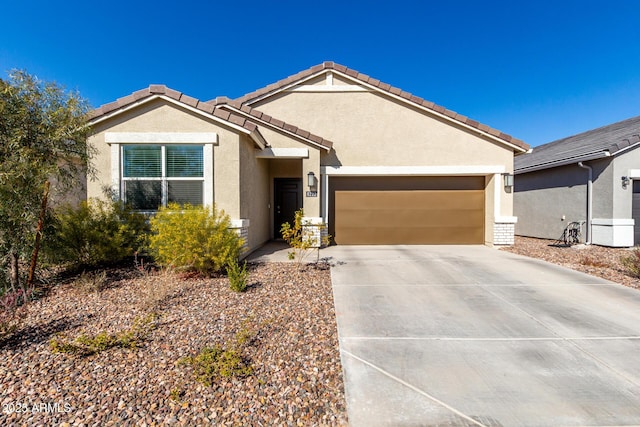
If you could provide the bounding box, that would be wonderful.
[274,178,302,239]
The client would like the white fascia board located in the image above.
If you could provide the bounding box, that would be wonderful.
[106,132,218,144]
[515,152,610,174]
[249,130,267,149]
[321,165,506,176]
[245,71,329,104]
[289,85,368,92]
[90,95,252,135]
[255,148,309,158]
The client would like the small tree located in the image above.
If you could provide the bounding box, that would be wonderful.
[280,209,330,268]
[0,70,93,292]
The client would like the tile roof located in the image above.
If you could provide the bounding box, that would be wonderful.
[515,115,640,173]
[234,61,529,152]
[89,86,333,149]
[89,85,259,133]
[209,97,333,149]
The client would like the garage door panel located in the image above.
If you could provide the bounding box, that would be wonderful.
[337,209,484,228]
[334,189,484,245]
[337,226,485,245]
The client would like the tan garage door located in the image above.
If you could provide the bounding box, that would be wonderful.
[331,177,485,245]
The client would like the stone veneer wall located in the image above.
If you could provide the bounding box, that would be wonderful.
[302,217,328,248]
[229,219,250,256]
[493,221,515,246]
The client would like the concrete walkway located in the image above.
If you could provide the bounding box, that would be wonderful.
[322,245,640,426]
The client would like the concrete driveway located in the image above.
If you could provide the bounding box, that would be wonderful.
[322,245,640,426]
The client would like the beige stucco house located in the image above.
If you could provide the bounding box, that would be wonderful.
[87,62,530,252]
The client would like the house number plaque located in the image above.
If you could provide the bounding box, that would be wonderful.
[306,191,318,197]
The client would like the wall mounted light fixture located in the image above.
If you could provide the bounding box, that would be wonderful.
[307,171,316,188]
[622,176,630,189]
[503,173,514,190]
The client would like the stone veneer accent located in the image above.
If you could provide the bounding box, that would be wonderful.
[229,219,250,255]
[302,217,328,248]
[493,221,515,246]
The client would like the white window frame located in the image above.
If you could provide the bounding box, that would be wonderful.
[107,132,215,209]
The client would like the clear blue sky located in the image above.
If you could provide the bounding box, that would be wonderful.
[2,0,639,147]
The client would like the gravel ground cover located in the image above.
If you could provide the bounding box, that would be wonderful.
[0,262,347,426]
[501,236,640,290]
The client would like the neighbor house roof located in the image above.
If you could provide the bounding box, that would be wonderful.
[234,61,530,153]
[515,115,640,174]
[89,85,333,150]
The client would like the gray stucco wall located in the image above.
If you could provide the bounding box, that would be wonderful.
[514,158,612,240]
[612,146,640,218]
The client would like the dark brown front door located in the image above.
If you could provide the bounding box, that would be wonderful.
[274,178,302,239]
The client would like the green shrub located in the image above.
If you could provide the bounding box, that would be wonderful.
[178,323,255,386]
[227,259,249,292]
[621,249,640,278]
[280,209,330,268]
[49,312,158,355]
[44,199,149,268]
[149,203,242,275]
[179,345,252,386]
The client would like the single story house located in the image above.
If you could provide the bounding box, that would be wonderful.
[514,115,640,247]
[87,62,530,252]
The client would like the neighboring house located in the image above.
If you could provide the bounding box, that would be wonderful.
[87,62,529,252]
[514,115,640,247]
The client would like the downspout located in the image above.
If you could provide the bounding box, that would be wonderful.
[577,162,592,244]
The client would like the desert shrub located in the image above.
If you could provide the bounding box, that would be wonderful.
[0,289,29,341]
[580,256,608,268]
[178,323,255,385]
[281,209,330,268]
[227,259,249,292]
[74,270,109,293]
[49,312,158,355]
[621,249,640,278]
[149,203,242,275]
[44,199,149,268]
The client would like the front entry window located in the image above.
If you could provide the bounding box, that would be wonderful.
[122,144,204,210]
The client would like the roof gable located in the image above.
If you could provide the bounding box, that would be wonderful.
[234,62,530,153]
[515,115,640,173]
[89,86,332,150]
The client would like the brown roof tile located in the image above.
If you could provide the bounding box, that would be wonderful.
[212,109,231,121]
[296,129,310,139]
[198,102,215,114]
[165,88,182,100]
[234,62,529,151]
[149,85,166,94]
[179,94,199,108]
[117,94,136,106]
[89,85,264,136]
[228,114,246,127]
[283,123,298,133]
[132,88,150,100]
[270,118,285,128]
